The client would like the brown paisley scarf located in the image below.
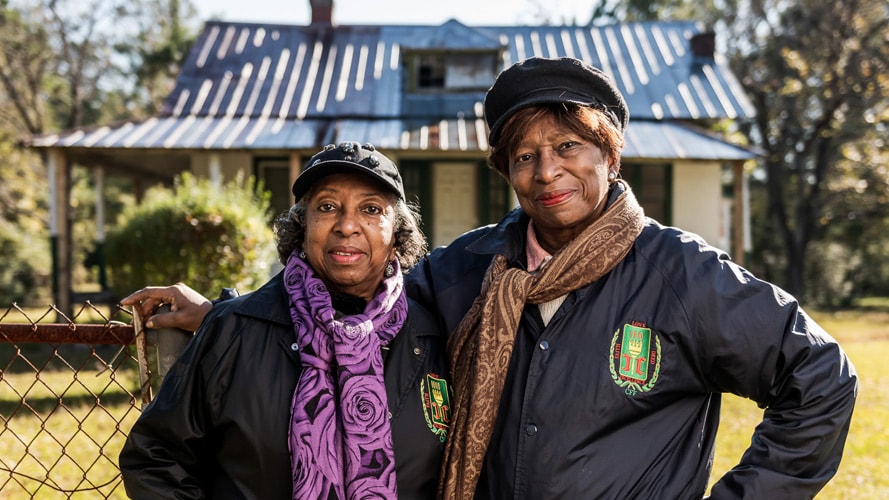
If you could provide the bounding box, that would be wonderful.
[438,182,646,499]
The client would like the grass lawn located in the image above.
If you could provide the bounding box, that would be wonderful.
[708,309,889,499]
[0,389,138,499]
[0,344,140,499]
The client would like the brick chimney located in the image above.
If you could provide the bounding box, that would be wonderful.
[310,0,333,25]
[690,32,715,58]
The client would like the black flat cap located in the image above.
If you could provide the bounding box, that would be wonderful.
[292,142,405,201]
[484,57,629,146]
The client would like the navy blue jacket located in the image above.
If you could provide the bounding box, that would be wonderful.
[405,185,858,499]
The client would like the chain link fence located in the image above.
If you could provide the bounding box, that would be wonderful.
[0,302,185,499]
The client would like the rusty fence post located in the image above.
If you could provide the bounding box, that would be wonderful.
[132,304,192,406]
[145,325,191,378]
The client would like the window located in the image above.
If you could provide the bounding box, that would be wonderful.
[417,55,445,89]
[398,160,434,243]
[395,160,511,246]
[409,52,498,92]
[255,157,292,221]
[623,163,672,224]
[477,163,512,225]
[445,54,497,90]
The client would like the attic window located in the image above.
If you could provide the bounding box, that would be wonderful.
[417,55,445,88]
[410,52,497,92]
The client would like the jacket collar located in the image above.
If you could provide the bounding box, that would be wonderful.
[233,271,292,326]
[464,207,529,262]
[233,272,437,339]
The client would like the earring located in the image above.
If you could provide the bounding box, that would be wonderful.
[608,171,617,181]
[299,250,306,259]
[384,262,395,277]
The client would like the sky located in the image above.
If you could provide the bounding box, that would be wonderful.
[189,0,597,26]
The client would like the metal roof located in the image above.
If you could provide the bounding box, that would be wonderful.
[30,117,752,161]
[29,19,756,160]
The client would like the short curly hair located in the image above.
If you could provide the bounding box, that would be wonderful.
[274,189,428,272]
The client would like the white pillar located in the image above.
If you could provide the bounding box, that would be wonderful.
[95,167,106,242]
[742,164,751,253]
[48,148,71,315]
[209,153,222,187]
[94,166,108,289]
[48,151,58,236]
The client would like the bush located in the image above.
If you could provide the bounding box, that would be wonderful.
[0,218,49,304]
[105,172,277,299]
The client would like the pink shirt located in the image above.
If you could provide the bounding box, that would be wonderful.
[525,220,552,273]
[526,220,566,326]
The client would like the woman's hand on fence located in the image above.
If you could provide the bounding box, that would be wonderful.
[120,283,213,332]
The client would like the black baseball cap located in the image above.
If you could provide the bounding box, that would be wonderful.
[484,57,629,146]
[291,142,405,201]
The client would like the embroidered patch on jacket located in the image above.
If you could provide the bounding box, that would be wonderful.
[420,373,452,442]
[610,322,662,396]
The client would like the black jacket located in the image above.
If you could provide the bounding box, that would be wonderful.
[406,185,858,499]
[120,272,450,499]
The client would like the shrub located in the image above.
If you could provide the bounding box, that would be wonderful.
[0,218,48,304]
[105,172,277,299]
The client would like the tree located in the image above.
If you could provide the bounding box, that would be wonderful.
[115,0,198,118]
[0,2,49,135]
[0,0,198,305]
[0,2,53,303]
[720,0,889,299]
[1,0,198,129]
[582,0,715,24]
[580,0,889,301]
[806,121,889,306]
[1,0,125,132]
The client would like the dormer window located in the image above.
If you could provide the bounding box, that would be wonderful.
[417,55,446,89]
[408,51,498,93]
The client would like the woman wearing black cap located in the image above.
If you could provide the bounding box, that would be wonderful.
[119,143,451,499]
[123,57,857,499]
[417,57,857,499]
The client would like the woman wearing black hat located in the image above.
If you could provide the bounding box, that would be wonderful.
[417,57,857,499]
[123,57,857,499]
[119,143,451,499]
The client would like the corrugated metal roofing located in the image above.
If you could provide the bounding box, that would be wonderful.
[29,19,756,159]
[161,19,755,122]
[29,117,751,161]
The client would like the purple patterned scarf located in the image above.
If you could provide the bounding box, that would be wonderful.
[283,251,408,499]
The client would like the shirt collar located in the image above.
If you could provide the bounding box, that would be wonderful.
[525,220,553,273]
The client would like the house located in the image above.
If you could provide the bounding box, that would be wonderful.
[28,0,756,313]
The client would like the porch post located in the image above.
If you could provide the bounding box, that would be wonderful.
[48,148,72,316]
[94,166,108,289]
[731,160,746,266]
[209,153,222,187]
